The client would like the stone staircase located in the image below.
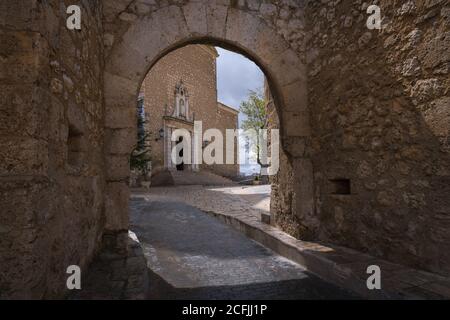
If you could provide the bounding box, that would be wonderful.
[169,170,236,186]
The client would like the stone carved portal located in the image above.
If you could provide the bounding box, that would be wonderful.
[164,125,196,172]
[163,80,196,172]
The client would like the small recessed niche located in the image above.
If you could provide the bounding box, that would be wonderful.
[329,179,351,195]
[67,125,85,168]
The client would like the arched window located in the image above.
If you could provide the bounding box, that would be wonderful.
[180,99,186,117]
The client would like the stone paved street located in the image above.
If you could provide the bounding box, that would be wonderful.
[130,184,450,300]
[130,194,358,299]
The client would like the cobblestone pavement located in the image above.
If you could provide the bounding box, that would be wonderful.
[133,186,450,300]
[130,194,358,299]
[210,184,271,213]
[70,184,449,300]
[135,184,272,223]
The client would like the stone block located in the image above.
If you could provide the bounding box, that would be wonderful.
[182,1,207,35]
[280,80,308,113]
[104,72,138,108]
[105,182,130,231]
[158,5,191,44]
[225,8,262,54]
[106,128,137,155]
[292,158,315,222]
[106,154,131,182]
[206,3,228,38]
[423,97,450,138]
[105,106,137,129]
[106,42,148,82]
[0,31,50,85]
[254,26,290,70]
[0,85,49,138]
[282,110,311,137]
[283,136,307,158]
[0,1,41,31]
[270,49,306,87]
[0,137,48,176]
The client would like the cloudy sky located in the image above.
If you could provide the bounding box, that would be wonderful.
[215,47,264,118]
[215,47,264,175]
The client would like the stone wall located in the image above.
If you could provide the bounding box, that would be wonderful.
[0,1,105,298]
[141,45,218,171]
[1,0,449,299]
[266,81,301,237]
[213,102,239,178]
[140,44,239,177]
[263,0,450,277]
[304,0,450,276]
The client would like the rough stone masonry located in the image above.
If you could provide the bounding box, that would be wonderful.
[0,0,449,299]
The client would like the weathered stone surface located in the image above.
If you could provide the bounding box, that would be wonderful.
[105,106,137,129]
[423,97,450,138]
[206,3,228,38]
[70,232,148,300]
[105,182,130,231]
[106,155,131,182]
[305,0,450,276]
[282,110,310,137]
[1,0,449,299]
[1,0,106,299]
[280,80,308,113]
[225,8,262,53]
[182,1,207,35]
[106,128,137,155]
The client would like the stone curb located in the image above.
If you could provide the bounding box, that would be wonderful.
[202,210,450,300]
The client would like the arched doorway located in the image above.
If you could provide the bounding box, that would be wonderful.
[102,4,312,249]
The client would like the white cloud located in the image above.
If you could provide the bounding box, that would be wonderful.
[216,47,264,175]
[216,47,264,112]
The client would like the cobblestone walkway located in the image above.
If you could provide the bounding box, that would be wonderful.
[71,185,450,299]
[132,186,450,299]
[135,185,271,221]
[130,195,357,299]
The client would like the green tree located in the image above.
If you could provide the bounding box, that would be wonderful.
[239,89,272,172]
[130,100,152,177]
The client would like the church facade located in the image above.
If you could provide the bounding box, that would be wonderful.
[138,45,239,178]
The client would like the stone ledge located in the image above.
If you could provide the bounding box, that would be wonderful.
[202,209,450,300]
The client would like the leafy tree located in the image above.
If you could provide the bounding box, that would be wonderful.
[240,89,268,132]
[130,100,152,177]
[239,89,273,172]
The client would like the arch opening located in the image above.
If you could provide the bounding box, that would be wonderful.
[102,5,312,254]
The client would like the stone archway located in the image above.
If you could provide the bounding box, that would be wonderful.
[102,4,313,247]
